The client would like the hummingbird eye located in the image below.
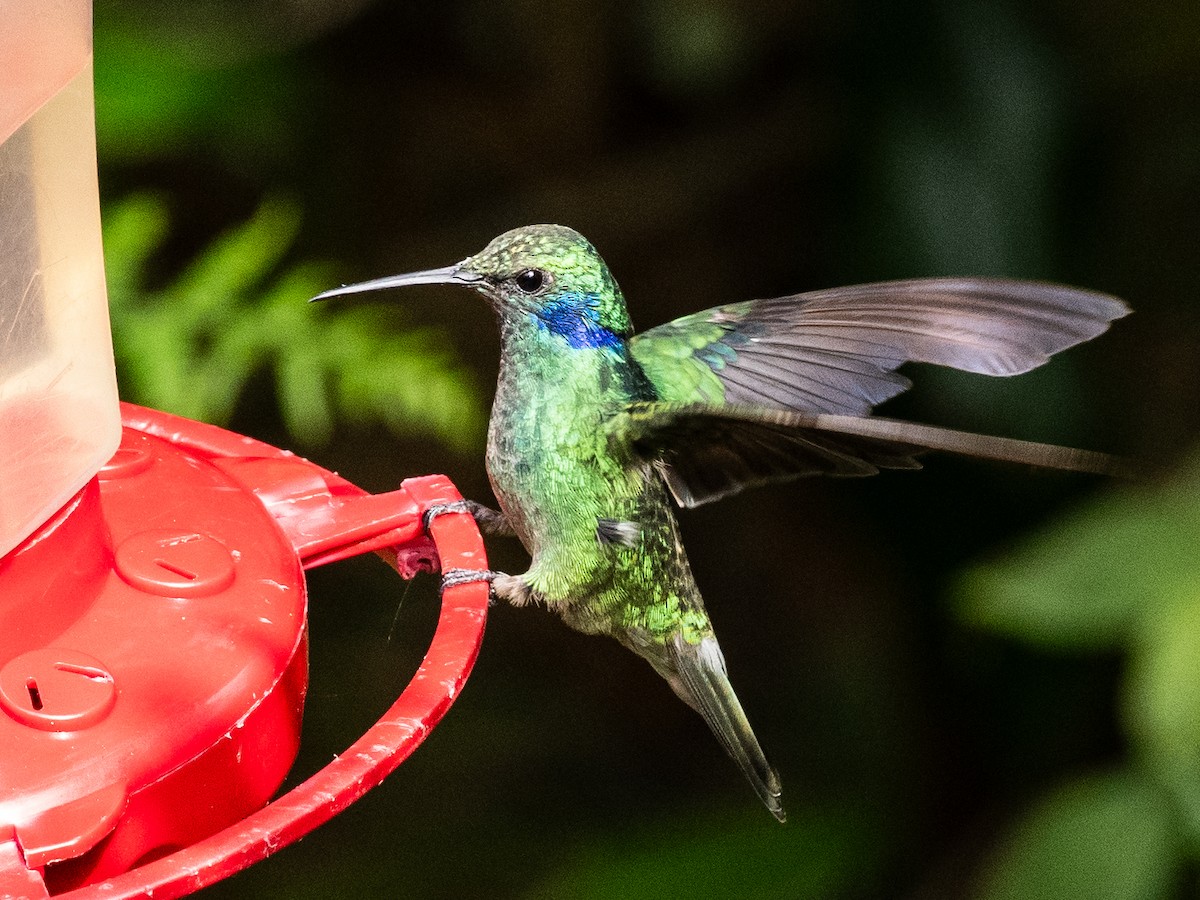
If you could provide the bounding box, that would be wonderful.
[514,269,547,294]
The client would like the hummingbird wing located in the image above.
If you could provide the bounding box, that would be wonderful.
[628,278,1128,416]
[609,402,1126,508]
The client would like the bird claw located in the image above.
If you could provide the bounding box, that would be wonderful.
[422,499,516,537]
[421,500,475,534]
[439,567,537,609]
[426,506,523,608]
[440,566,501,605]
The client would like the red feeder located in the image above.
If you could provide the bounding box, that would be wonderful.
[0,4,489,897]
[1,407,490,899]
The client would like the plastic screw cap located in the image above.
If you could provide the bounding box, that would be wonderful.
[114,530,236,598]
[0,649,116,731]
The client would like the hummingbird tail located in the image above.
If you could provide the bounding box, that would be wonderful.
[668,633,786,823]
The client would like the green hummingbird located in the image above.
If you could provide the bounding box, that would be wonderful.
[314,224,1128,822]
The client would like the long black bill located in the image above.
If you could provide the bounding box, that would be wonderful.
[310,264,482,302]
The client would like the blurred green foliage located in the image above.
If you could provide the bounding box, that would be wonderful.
[959,460,1200,652]
[959,458,1200,893]
[526,806,887,899]
[98,2,493,454]
[88,0,1198,897]
[104,193,485,450]
[94,29,299,165]
[975,770,1179,900]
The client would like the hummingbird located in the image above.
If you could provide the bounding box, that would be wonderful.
[313,224,1128,822]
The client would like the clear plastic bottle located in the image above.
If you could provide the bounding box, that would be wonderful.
[0,0,120,557]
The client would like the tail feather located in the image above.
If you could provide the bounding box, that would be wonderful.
[668,633,786,823]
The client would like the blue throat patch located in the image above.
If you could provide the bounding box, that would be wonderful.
[533,292,623,350]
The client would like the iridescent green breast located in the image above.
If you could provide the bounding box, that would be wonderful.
[485,326,709,642]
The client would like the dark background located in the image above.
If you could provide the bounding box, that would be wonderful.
[92,0,1199,896]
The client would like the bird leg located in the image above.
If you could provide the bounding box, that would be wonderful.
[421,499,516,537]
[438,567,535,607]
[423,502,534,607]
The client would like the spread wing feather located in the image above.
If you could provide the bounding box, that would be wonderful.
[610,403,1126,508]
[622,278,1128,505]
[629,278,1129,415]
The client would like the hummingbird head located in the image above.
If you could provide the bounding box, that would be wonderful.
[312,224,633,350]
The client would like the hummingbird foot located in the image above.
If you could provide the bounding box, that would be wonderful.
[439,567,536,608]
[492,572,538,607]
[440,566,501,605]
[422,500,516,537]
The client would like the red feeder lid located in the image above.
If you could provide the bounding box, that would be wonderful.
[0,405,489,898]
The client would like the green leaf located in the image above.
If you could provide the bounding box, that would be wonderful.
[104,193,486,452]
[100,193,170,299]
[955,454,1200,651]
[1123,591,1200,849]
[975,770,1180,900]
[167,196,300,308]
